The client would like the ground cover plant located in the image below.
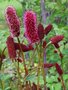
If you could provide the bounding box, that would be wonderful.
[0,0,68,90]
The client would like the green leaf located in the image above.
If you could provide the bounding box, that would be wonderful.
[25,74,36,82]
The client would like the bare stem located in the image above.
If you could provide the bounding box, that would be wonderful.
[36,44,40,90]
[36,42,47,90]
[0,47,6,70]
[61,76,66,90]
[17,37,28,76]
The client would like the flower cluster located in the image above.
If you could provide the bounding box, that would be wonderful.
[23,10,53,43]
[5,6,66,89]
[5,6,64,58]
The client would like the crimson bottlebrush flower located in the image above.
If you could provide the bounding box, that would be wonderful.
[38,23,44,40]
[44,24,53,35]
[50,35,64,44]
[23,10,39,43]
[14,43,34,52]
[44,63,54,68]
[55,63,63,76]
[5,6,20,37]
[6,36,16,59]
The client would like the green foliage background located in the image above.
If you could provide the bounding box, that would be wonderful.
[0,0,68,90]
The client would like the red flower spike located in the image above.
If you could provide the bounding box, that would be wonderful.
[23,11,39,43]
[38,23,44,40]
[44,24,53,35]
[55,63,63,76]
[44,63,54,68]
[14,43,34,52]
[59,52,63,59]
[6,36,16,59]
[50,35,64,44]
[5,6,20,37]
[43,41,47,48]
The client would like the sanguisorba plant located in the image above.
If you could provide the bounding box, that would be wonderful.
[4,6,66,90]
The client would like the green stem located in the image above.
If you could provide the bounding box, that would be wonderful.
[36,43,40,90]
[41,52,47,89]
[0,47,6,70]
[59,49,63,70]
[36,42,47,89]
[37,67,40,90]
[17,37,28,76]
[29,48,36,67]
[40,41,47,89]
[0,80,4,90]
[61,76,66,90]
[24,67,37,79]
[17,60,20,84]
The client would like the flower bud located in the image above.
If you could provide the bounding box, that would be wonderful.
[50,35,64,44]
[43,41,47,48]
[14,43,34,52]
[44,24,53,35]
[44,63,54,68]
[55,63,63,76]
[54,43,60,48]
[6,36,16,59]
[38,23,44,40]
